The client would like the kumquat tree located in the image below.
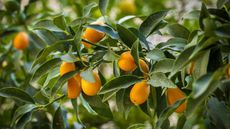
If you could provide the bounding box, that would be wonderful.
[1,0,230,129]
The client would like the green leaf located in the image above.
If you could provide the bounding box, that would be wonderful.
[80,70,95,83]
[207,97,230,129]
[118,15,137,24]
[153,59,175,73]
[82,95,113,118]
[148,72,176,88]
[116,89,133,119]
[83,2,97,17]
[186,68,225,117]
[53,15,68,31]
[103,50,119,62]
[127,123,146,129]
[79,95,97,115]
[5,0,20,12]
[139,11,168,36]
[52,107,66,129]
[169,46,195,78]
[217,0,229,8]
[12,104,37,126]
[15,112,33,129]
[102,89,119,102]
[157,38,187,51]
[155,99,186,129]
[85,24,119,39]
[117,24,137,48]
[32,39,74,67]
[99,0,109,16]
[113,60,120,77]
[0,87,35,103]
[60,53,77,63]
[129,28,150,50]
[146,48,166,61]
[215,24,230,38]
[131,40,142,72]
[34,20,63,32]
[99,75,141,94]
[71,99,84,126]
[199,3,210,30]
[176,115,186,129]
[167,23,190,39]
[31,58,61,82]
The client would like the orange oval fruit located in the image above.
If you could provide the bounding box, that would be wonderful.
[130,81,150,105]
[166,87,187,113]
[13,32,29,50]
[60,62,75,76]
[139,59,149,75]
[81,72,101,96]
[67,77,81,99]
[119,0,136,14]
[118,51,137,72]
[81,21,105,48]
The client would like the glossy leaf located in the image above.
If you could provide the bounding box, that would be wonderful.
[99,75,141,94]
[139,10,168,36]
[52,107,66,129]
[31,58,61,82]
[0,87,35,103]
[167,23,190,39]
[146,48,166,61]
[148,72,176,88]
[117,24,137,48]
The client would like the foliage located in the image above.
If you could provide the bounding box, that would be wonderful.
[1,0,230,129]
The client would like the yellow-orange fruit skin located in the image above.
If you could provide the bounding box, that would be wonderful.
[139,59,149,76]
[130,81,150,105]
[119,0,136,14]
[81,21,105,48]
[166,87,187,113]
[81,72,101,96]
[67,77,81,99]
[118,51,137,72]
[13,32,29,50]
[227,66,230,77]
[60,62,75,76]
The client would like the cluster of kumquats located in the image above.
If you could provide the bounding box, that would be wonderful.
[12,20,230,114]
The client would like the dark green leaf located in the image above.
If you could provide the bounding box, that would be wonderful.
[167,23,190,39]
[53,15,68,31]
[156,99,186,129]
[52,107,66,129]
[117,24,137,48]
[99,75,141,94]
[215,24,230,38]
[207,97,230,129]
[79,95,97,115]
[139,11,168,36]
[15,112,33,129]
[31,58,61,82]
[0,87,35,103]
